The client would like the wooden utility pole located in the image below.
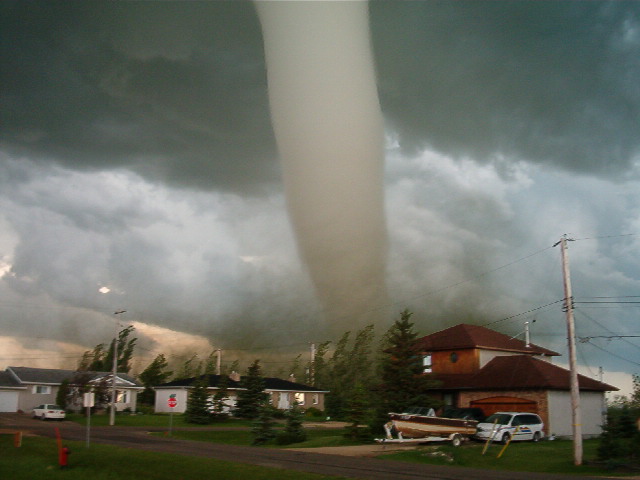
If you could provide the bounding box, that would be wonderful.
[309,343,316,385]
[555,236,582,465]
[216,349,222,376]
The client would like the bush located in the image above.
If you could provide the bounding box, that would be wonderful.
[275,431,306,445]
[136,405,154,415]
[598,406,640,467]
[304,407,324,419]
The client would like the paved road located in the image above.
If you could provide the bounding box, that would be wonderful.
[0,414,607,480]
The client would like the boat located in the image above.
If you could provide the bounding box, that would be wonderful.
[378,407,478,445]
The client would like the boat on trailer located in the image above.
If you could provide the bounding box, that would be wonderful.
[376,407,479,446]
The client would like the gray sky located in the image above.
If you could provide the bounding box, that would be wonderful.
[1,1,639,395]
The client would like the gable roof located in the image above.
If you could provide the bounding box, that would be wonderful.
[414,324,559,357]
[0,370,26,389]
[6,366,142,388]
[432,355,617,392]
[156,374,327,392]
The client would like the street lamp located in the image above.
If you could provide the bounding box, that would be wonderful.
[110,310,126,426]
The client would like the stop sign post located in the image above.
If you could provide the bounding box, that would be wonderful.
[167,394,177,436]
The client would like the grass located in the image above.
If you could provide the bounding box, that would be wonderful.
[155,425,359,448]
[66,412,254,428]
[377,438,639,477]
[0,434,349,480]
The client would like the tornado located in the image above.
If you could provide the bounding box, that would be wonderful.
[255,1,388,332]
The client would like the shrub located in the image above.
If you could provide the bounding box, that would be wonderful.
[275,431,306,445]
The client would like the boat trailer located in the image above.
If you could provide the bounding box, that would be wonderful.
[375,422,469,447]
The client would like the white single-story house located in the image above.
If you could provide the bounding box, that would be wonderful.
[154,372,328,414]
[0,366,143,414]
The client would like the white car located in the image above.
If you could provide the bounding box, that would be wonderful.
[474,412,544,443]
[32,404,66,420]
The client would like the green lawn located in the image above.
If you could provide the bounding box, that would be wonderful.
[0,434,348,480]
[377,438,638,477]
[162,426,359,448]
[66,412,254,428]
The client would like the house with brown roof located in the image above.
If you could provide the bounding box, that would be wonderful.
[415,324,618,438]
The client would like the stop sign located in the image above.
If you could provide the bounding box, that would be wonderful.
[168,397,177,408]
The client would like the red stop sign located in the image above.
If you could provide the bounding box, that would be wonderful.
[168,397,177,408]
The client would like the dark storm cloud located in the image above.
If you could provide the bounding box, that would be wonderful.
[2,1,638,195]
[372,1,640,176]
[0,1,276,194]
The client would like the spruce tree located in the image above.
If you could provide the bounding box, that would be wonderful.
[212,375,230,419]
[370,309,440,433]
[235,360,268,419]
[184,376,212,424]
[251,402,277,445]
[276,401,307,444]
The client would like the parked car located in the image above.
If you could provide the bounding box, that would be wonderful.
[474,412,544,443]
[32,404,66,420]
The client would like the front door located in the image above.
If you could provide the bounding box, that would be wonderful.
[278,392,290,409]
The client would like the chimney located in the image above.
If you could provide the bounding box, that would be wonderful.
[229,371,241,382]
[289,373,296,383]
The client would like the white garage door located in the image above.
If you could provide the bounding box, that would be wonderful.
[0,391,19,412]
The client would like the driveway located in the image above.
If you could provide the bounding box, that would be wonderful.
[0,414,612,480]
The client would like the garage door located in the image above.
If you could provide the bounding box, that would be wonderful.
[0,391,19,412]
[470,396,537,417]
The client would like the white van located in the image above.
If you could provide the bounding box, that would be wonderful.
[474,412,544,443]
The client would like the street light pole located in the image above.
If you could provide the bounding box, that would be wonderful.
[110,310,126,426]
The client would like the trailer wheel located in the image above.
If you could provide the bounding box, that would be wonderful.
[451,434,462,447]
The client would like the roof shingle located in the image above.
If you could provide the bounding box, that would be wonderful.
[431,355,617,391]
[414,324,559,356]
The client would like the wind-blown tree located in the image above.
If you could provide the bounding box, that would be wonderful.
[176,354,202,379]
[78,325,137,374]
[370,309,441,433]
[321,325,376,419]
[138,354,173,405]
[235,360,268,419]
[311,341,331,387]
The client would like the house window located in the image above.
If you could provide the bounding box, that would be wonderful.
[116,390,128,403]
[450,352,458,363]
[312,393,319,405]
[422,354,432,373]
[33,385,51,394]
[294,392,305,404]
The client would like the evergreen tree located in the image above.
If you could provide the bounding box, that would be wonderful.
[212,375,230,419]
[276,401,307,444]
[344,383,372,441]
[370,309,440,433]
[184,376,212,424]
[138,354,173,405]
[251,403,277,445]
[235,360,268,419]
